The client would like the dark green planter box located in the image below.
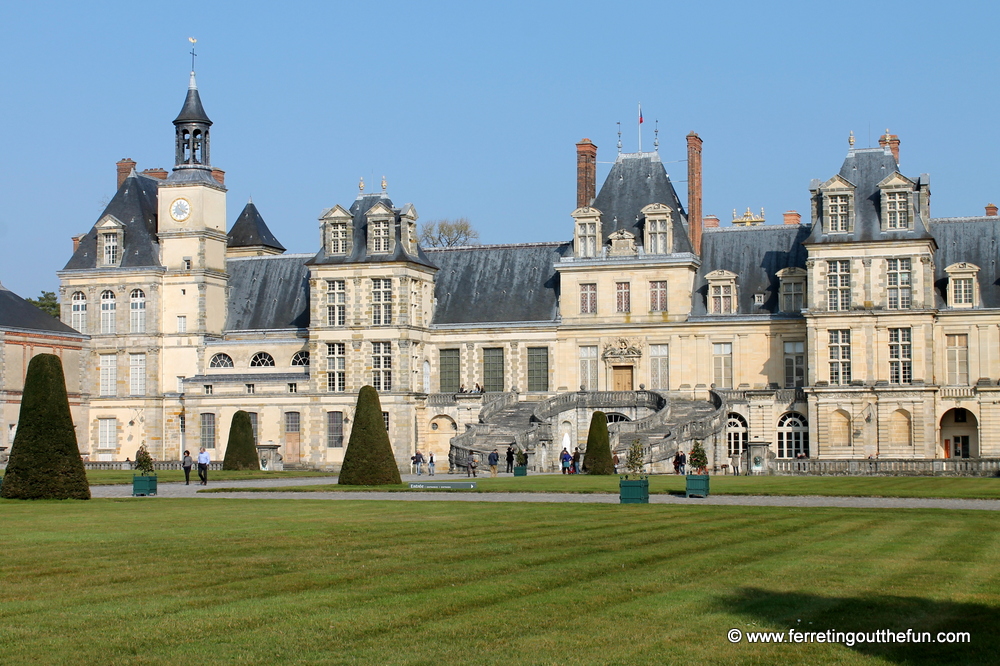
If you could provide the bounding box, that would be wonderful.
[513,466,528,476]
[132,475,157,497]
[685,474,710,498]
[619,476,649,504]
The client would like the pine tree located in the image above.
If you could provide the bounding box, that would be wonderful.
[222,410,259,470]
[338,386,402,485]
[582,411,615,474]
[0,354,90,499]
[689,440,709,474]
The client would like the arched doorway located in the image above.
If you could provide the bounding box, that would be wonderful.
[426,415,458,465]
[726,413,748,457]
[940,408,978,458]
[777,412,809,458]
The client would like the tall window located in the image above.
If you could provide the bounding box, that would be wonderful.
[439,349,460,393]
[828,194,850,232]
[711,285,733,314]
[578,222,597,257]
[712,343,733,389]
[886,191,909,229]
[98,418,117,449]
[781,281,804,312]
[102,232,119,265]
[285,412,300,435]
[889,328,912,384]
[201,413,216,449]
[100,354,117,396]
[327,411,344,447]
[71,292,87,332]
[129,289,146,333]
[327,280,346,326]
[784,341,805,388]
[829,329,851,385]
[383,412,390,432]
[580,283,596,314]
[372,341,392,391]
[647,219,669,254]
[649,344,669,390]
[176,315,187,333]
[372,278,392,325]
[129,353,146,396]
[777,412,809,458]
[887,259,911,309]
[947,334,969,386]
[370,220,391,253]
[100,290,116,334]
[616,283,631,313]
[527,347,549,392]
[329,223,348,254]
[952,278,974,306]
[483,347,504,392]
[247,412,259,444]
[650,281,668,312]
[580,346,598,390]
[327,343,346,392]
[827,261,851,311]
[726,413,748,456]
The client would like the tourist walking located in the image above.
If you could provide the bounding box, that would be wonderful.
[428,452,436,476]
[467,455,478,477]
[572,447,581,474]
[488,448,500,477]
[730,452,741,476]
[560,448,572,474]
[182,450,193,485]
[197,447,210,485]
[612,452,620,474]
[505,445,515,473]
[413,450,425,476]
[672,451,682,475]
[678,450,687,475]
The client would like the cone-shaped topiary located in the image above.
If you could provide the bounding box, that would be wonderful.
[338,386,401,485]
[222,410,259,470]
[1,354,90,499]
[689,440,709,474]
[582,411,615,474]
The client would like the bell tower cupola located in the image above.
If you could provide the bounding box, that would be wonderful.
[173,72,213,171]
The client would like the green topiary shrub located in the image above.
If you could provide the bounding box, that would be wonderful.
[134,444,155,476]
[0,354,90,499]
[339,386,402,485]
[582,411,615,474]
[515,449,528,467]
[222,411,259,470]
[689,440,709,474]
[624,438,646,475]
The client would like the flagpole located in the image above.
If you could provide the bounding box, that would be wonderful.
[638,103,642,153]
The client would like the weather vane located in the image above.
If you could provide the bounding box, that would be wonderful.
[188,37,197,72]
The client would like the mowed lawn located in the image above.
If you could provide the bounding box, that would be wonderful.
[84,469,336,485]
[203,473,1000,499]
[0,500,997,665]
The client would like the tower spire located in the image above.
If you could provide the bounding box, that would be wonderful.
[173,41,213,171]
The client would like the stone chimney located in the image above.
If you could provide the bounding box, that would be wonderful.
[116,158,136,189]
[141,168,168,180]
[703,215,720,229]
[878,131,901,163]
[72,234,85,253]
[212,168,226,186]
[783,210,802,225]
[687,132,704,254]
[575,139,597,209]
[987,203,998,217]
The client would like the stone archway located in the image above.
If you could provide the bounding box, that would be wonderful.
[426,415,458,466]
[940,408,979,458]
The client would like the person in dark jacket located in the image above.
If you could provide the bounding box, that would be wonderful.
[488,449,500,477]
[182,450,193,485]
[572,448,581,474]
[505,445,515,473]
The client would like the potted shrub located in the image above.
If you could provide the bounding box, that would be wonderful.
[619,439,649,504]
[513,449,528,476]
[685,440,710,498]
[132,444,157,496]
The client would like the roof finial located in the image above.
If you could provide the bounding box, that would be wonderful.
[616,121,622,155]
[654,120,659,152]
[248,195,253,204]
[359,177,365,193]
[848,130,855,147]
[381,175,387,193]
[188,37,197,75]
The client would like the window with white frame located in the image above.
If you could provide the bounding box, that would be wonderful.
[711,284,733,314]
[953,278,974,306]
[370,219,391,253]
[71,292,87,332]
[99,354,117,396]
[784,341,805,388]
[201,413,216,448]
[247,412,259,443]
[649,344,669,390]
[327,342,346,392]
[250,352,275,367]
[727,413,748,457]
[102,232,119,265]
[889,328,912,384]
[886,258,911,309]
[372,341,392,391]
[580,346,598,390]
[383,412,390,432]
[712,342,733,389]
[129,353,145,396]
[646,218,669,254]
[210,354,233,368]
[98,418,117,449]
[777,412,809,458]
[372,278,392,325]
[829,329,851,385]
[616,282,631,313]
[885,191,909,229]
[947,334,969,386]
[100,290,116,334]
[130,289,146,333]
[826,194,851,232]
[291,351,310,366]
[329,222,349,254]
[177,315,187,333]
[327,280,346,326]
[945,263,979,308]
[826,260,851,311]
[327,411,344,447]
[577,221,598,257]
[246,383,255,395]
[580,283,596,314]
[650,281,668,312]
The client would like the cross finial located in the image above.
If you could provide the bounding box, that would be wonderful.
[617,121,622,154]
[654,120,659,152]
[188,37,197,73]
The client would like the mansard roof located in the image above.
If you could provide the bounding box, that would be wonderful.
[225,254,311,331]
[63,171,162,271]
[931,216,1000,308]
[227,200,286,252]
[427,242,570,325]
[692,224,810,316]
[590,152,692,253]
[0,282,83,335]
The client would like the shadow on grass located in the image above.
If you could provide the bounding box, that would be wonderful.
[718,587,995,664]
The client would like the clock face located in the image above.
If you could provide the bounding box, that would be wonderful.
[170,198,191,222]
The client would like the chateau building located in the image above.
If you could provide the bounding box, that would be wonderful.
[32,74,1000,471]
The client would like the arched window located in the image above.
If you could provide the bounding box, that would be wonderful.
[777,412,809,458]
[71,292,87,332]
[726,413,749,456]
[605,413,631,423]
[100,290,116,334]
[250,352,275,367]
[209,354,234,368]
[130,289,146,333]
[830,410,851,448]
[291,351,310,367]
[890,409,912,447]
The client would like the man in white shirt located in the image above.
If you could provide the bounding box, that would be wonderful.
[197,447,211,485]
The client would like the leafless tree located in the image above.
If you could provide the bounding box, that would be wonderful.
[419,218,480,247]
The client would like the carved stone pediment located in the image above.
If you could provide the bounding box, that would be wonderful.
[608,229,637,257]
[602,337,642,360]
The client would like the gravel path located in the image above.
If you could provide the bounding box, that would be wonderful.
[89,476,1000,511]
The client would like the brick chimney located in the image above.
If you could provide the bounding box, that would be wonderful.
[212,168,226,186]
[783,210,802,225]
[878,131,900,163]
[987,203,998,217]
[72,234,85,253]
[686,132,704,254]
[116,158,136,189]
[141,168,168,180]
[703,215,720,229]
[575,139,597,209]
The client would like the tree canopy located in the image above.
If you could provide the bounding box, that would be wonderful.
[418,218,480,247]
[26,291,60,320]
[338,386,401,485]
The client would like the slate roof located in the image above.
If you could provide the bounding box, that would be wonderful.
[307,194,436,269]
[693,224,811,316]
[225,254,311,330]
[63,171,162,271]
[427,243,570,325]
[0,282,83,335]
[227,201,286,252]
[806,147,933,244]
[174,73,212,125]
[931,217,1000,308]
[589,152,693,253]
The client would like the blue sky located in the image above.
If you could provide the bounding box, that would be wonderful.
[1,0,997,298]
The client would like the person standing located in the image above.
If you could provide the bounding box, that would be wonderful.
[505,445,515,473]
[730,452,741,476]
[560,448,571,474]
[414,450,425,476]
[467,454,478,478]
[488,448,500,478]
[182,450,193,485]
[197,447,210,485]
[428,451,436,476]
[572,447,581,474]
[678,450,687,476]
[612,452,620,474]
[673,451,682,475]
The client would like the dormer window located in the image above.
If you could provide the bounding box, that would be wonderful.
[572,207,601,258]
[96,215,124,267]
[371,220,390,253]
[103,233,119,265]
[885,192,909,229]
[945,262,980,308]
[818,175,855,234]
[776,267,807,313]
[320,205,353,255]
[877,173,916,231]
[705,270,738,315]
[827,194,850,232]
[329,223,348,253]
[641,203,673,254]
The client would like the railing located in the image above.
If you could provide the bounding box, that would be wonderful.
[715,387,806,404]
[638,390,729,465]
[83,461,224,471]
[428,393,458,406]
[940,387,976,399]
[532,390,666,423]
[478,392,518,423]
[770,458,1000,477]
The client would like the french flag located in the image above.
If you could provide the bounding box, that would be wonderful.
[639,105,643,124]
